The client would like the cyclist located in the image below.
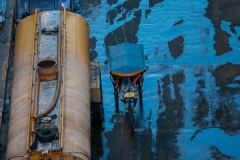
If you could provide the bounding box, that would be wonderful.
[114,76,138,112]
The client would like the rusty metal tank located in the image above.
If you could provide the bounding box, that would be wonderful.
[6,8,91,160]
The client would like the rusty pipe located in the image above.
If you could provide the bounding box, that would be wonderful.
[27,9,40,149]
[34,78,40,116]
[31,78,40,134]
[34,62,61,120]
[59,13,64,148]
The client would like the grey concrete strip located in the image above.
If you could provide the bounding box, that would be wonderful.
[0,0,14,131]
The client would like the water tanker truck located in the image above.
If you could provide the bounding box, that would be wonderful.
[6,0,102,159]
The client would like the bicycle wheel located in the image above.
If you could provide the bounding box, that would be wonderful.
[128,100,135,134]
[114,87,119,113]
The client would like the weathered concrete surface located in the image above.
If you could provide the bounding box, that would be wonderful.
[0,0,14,158]
[205,0,240,55]
[81,0,240,159]
[1,0,240,159]
[0,0,14,131]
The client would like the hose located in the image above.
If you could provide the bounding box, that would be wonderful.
[34,71,61,120]
[34,25,62,120]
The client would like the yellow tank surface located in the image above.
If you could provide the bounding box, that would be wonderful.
[6,8,91,160]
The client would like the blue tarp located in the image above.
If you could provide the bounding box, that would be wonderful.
[108,43,145,74]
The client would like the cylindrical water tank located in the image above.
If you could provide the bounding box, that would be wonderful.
[6,10,90,160]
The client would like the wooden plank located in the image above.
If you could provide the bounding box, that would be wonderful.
[90,88,102,103]
[90,61,102,103]
[90,61,100,88]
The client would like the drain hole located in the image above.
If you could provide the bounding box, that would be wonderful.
[37,59,58,81]
[37,59,56,68]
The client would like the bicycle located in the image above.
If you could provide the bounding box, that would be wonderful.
[124,92,136,133]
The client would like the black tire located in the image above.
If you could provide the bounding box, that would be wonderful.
[36,128,56,143]
[130,109,134,134]
[128,99,134,134]
[114,88,119,113]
